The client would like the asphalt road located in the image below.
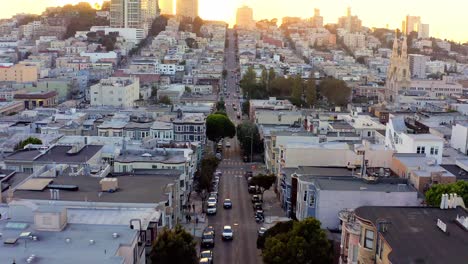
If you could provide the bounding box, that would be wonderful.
[206,29,263,264]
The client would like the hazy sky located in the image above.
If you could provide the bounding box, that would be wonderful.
[2,0,467,42]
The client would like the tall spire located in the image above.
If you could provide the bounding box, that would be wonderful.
[392,30,399,57]
[401,36,408,58]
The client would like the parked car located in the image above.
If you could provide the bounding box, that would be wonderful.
[199,258,211,264]
[251,195,262,203]
[201,231,215,248]
[253,202,263,210]
[210,192,218,199]
[248,185,257,194]
[204,226,215,237]
[200,250,213,264]
[255,210,264,218]
[225,141,231,148]
[223,199,232,209]
[258,227,267,236]
[207,204,217,215]
[222,225,233,240]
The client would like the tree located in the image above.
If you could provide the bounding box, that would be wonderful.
[236,121,264,158]
[192,16,204,37]
[268,68,276,89]
[159,96,172,105]
[185,37,198,49]
[240,66,257,97]
[318,78,351,106]
[262,218,333,264]
[195,155,220,211]
[257,220,294,249]
[356,56,367,65]
[261,68,269,87]
[291,74,303,102]
[15,137,42,150]
[222,69,228,79]
[150,15,169,37]
[249,174,276,200]
[242,100,250,117]
[425,181,468,206]
[206,114,236,144]
[304,78,316,107]
[150,225,198,264]
[216,99,226,112]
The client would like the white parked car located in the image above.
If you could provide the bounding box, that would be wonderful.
[225,141,231,148]
[222,225,233,240]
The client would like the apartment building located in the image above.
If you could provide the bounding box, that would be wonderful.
[0,63,38,83]
[90,77,140,107]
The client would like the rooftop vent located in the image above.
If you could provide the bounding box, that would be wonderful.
[26,254,36,263]
[65,238,71,243]
[89,239,95,245]
[112,233,119,239]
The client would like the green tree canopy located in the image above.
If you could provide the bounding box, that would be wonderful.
[216,99,226,112]
[150,225,198,264]
[242,100,250,117]
[257,220,294,249]
[206,114,236,143]
[262,218,333,264]
[304,78,317,107]
[236,121,264,156]
[159,96,172,105]
[318,78,351,106]
[15,137,42,150]
[425,181,468,206]
[291,74,303,102]
[249,174,276,199]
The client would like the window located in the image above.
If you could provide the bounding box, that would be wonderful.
[309,191,315,207]
[376,237,384,258]
[431,146,439,155]
[416,146,425,154]
[304,190,307,202]
[364,229,374,249]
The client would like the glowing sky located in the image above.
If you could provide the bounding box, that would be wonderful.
[1,0,467,42]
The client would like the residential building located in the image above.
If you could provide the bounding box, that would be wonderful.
[339,205,468,264]
[0,101,24,115]
[311,8,323,28]
[295,176,419,229]
[0,203,147,264]
[236,5,254,29]
[450,122,468,155]
[409,54,428,79]
[254,110,303,126]
[343,33,365,50]
[150,121,174,142]
[249,98,295,122]
[110,0,159,30]
[90,77,140,107]
[337,7,362,32]
[385,115,444,164]
[172,111,206,143]
[0,63,37,83]
[418,23,430,39]
[89,26,146,44]
[14,91,58,110]
[408,76,463,98]
[176,0,198,20]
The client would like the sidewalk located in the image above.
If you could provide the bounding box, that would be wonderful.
[262,188,289,227]
[180,192,208,238]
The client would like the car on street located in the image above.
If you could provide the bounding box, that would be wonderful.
[210,191,218,199]
[199,258,211,264]
[201,231,215,248]
[208,197,217,205]
[251,195,262,203]
[225,141,231,148]
[204,226,215,237]
[253,202,263,210]
[258,227,267,236]
[222,225,233,240]
[207,204,217,215]
[223,198,232,209]
[200,250,213,264]
[215,170,222,176]
[248,185,257,194]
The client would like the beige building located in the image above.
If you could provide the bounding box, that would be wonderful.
[0,64,38,83]
[159,0,174,15]
[236,5,254,29]
[90,77,140,107]
[176,0,198,19]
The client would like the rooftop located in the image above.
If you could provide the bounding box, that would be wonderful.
[308,177,416,192]
[14,91,58,99]
[355,206,468,264]
[13,173,179,204]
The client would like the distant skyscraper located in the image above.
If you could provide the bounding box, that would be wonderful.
[236,5,254,29]
[384,33,411,104]
[159,0,174,15]
[405,15,421,35]
[338,7,361,32]
[110,0,159,30]
[176,0,198,20]
[418,24,430,39]
[311,8,323,28]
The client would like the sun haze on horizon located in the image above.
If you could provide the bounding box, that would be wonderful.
[1,0,467,42]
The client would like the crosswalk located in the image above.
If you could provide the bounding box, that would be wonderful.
[220,160,244,166]
[221,170,245,175]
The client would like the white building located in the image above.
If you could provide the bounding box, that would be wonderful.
[89,26,146,44]
[80,51,118,63]
[409,54,428,79]
[385,115,444,164]
[343,33,366,50]
[90,77,140,107]
[450,123,468,155]
[418,23,430,39]
[408,76,464,98]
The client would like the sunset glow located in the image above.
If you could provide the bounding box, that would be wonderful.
[1,0,467,42]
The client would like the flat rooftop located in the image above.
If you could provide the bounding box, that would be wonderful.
[0,222,136,264]
[302,177,415,192]
[355,206,468,264]
[13,173,179,204]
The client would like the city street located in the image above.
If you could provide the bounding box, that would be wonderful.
[207,29,263,264]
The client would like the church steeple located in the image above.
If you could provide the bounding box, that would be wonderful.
[401,36,408,58]
[392,30,399,57]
